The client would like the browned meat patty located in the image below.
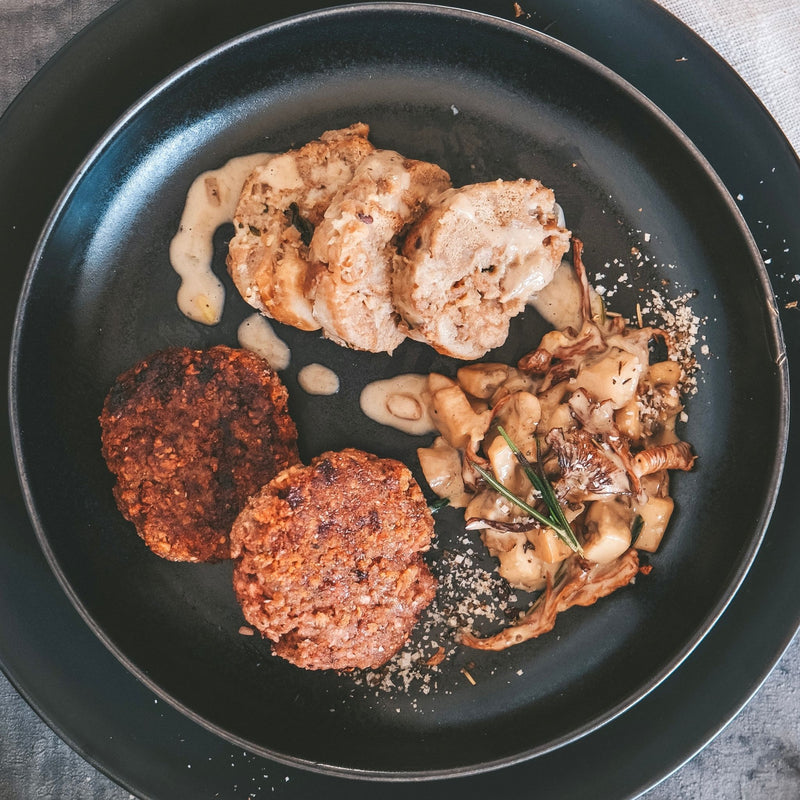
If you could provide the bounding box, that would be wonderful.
[230,448,437,671]
[99,345,299,563]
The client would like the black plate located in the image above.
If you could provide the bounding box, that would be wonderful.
[8,1,787,779]
[1,0,798,796]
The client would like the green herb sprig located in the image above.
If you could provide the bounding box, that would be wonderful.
[428,497,450,515]
[472,426,583,556]
[502,427,583,555]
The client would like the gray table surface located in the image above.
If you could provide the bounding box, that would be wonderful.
[1,1,798,798]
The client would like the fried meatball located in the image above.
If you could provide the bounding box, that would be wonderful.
[308,149,451,353]
[230,448,437,670]
[99,346,299,562]
[226,123,375,330]
[393,179,571,360]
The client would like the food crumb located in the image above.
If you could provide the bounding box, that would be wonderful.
[512,1,530,18]
[349,543,514,696]
[645,288,703,395]
[461,667,477,685]
[239,626,255,636]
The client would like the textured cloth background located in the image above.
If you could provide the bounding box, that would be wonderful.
[0,0,798,798]
[658,0,800,155]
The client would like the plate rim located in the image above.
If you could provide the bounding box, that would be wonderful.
[9,0,791,779]
[0,4,796,792]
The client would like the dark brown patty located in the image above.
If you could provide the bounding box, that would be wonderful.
[230,448,437,671]
[99,345,299,562]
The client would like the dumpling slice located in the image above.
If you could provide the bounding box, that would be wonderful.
[393,179,571,360]
[308,149,451,353]
[226,123,374,330]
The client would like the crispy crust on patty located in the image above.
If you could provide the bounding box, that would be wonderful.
[99,346,299,563]
[230,448,437,670]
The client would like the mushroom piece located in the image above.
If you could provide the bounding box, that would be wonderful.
[633,441,696,477]
[460,548,640,651]
[546,427,631,503]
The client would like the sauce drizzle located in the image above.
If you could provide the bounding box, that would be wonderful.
[237,313,290,370]
[298,364,340,396]
[170,152,272,325]
[359,374,436,436]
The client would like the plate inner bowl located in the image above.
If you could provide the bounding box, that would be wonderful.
[10,3,786,777]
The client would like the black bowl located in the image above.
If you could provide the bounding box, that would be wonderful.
[9,2,787,778]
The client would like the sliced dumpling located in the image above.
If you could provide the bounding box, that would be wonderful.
[226,123,374,330]
[308,149,451,353]
[393,179,571,360]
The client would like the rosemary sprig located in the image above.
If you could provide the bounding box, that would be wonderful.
[428,497,450,514]
[469,461,559,531]
[470,464,583,556]
[495,425,583,555]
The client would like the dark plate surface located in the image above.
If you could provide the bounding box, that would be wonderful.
[0,0,793,792]
[9,2,785,777]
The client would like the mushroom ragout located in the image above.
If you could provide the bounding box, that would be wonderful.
[417,239,696,650]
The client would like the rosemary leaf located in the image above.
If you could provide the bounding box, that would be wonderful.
[471,461,581,556]
[497,425,583,555]
[533,433,572,529]
[428,497,450,514]
[497,426,543,488]
[470,461,555,530]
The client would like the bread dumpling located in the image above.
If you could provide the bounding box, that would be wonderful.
[393,179,571,360]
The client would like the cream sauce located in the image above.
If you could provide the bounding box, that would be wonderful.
[359,374,437,436]
[298,363,340,395]
[528,259,585,331]
[447,189,560,301]
[170,152,273,325]
[236,312,290,370]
